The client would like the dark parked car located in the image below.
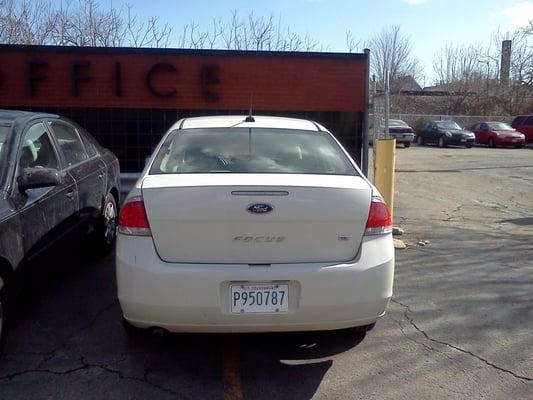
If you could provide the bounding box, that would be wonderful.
[416,120,475,148]
[511,115,533,142]
[0,110,120,356]
[469,121,525,148]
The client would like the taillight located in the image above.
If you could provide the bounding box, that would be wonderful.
[364,196,392,236]
[118,196,151,236]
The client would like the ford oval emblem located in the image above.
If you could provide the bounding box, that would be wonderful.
[247,203,274,214]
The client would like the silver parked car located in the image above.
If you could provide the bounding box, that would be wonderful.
[370,119,415,147]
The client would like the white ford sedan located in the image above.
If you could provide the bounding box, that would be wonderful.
[116,115,394,334]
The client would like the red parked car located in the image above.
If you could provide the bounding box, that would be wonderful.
[511,115,533,142]
[469,121,525,148]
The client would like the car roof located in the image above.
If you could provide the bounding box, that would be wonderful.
[0,109,59,123]
[171,115,327,132]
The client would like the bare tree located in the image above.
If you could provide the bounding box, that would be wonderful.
[368,25,421,93]
[176,11,322,52]
[522,20,533,35]
[1,2,326,53]
[345,30,361,53]
[50,0,125,47]
[0,0,54,44]
[431,43,492,113]
[1,0,172,47]
[431,25,532,115]
[492,29,533,114]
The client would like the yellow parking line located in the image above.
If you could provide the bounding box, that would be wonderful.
[222,339,244,400]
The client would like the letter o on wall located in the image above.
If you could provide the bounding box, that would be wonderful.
[145,62,177,98]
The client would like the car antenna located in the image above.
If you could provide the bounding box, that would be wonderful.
[245,93,255,122]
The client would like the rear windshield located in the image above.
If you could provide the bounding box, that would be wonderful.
[150,128,357,176]
[389,120,408,127]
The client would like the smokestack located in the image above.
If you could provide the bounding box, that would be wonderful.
[500,40,512,86]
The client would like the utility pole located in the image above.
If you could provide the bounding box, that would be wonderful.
[362,48,370,176]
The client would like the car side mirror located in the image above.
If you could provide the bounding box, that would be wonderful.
[17,168,62,193]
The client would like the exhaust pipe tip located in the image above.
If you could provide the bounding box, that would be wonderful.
[150,327,170,338]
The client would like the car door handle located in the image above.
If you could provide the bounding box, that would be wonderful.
[66,190,75,199]
[98,173,104,180]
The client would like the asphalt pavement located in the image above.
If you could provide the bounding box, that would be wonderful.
[0,144,532,399]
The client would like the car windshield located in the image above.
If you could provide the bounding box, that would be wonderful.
[150,128,357,176]
[389,120,408,127]
[435,121,462,130]
[0,124,13,170]
[488,123,513,131]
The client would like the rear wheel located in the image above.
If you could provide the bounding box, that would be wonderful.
[465,143,473,148]
[488,137,495,148]
[404,141,411,148]
[92,193,118,255]
[416,136,424,146]
[438,136,446,148]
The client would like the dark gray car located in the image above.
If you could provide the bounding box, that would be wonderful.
[416,120,475,148]
[0,110,120,356]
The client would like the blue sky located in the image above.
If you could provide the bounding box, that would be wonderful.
[113,0,532,83]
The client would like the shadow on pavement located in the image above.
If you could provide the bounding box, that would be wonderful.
[3,239,366,400]
[124,325,365,399]
[499,217,533,226]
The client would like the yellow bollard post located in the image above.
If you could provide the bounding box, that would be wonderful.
[373,138,396,221]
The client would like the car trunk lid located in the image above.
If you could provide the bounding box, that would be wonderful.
[142,174,371,264]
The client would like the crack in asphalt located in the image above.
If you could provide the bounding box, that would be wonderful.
[0,357,190,400]
[91,357,191,400]
[390,299,533,382]
[387,314,454,361]
[36,299,119,370]
[442,204,464,222]
[0,299,191,399]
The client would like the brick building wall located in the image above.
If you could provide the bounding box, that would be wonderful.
[0,45,367,172]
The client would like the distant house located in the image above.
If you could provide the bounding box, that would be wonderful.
[372,75,422,93]
[423,83,452,92]
[396,75,422,92]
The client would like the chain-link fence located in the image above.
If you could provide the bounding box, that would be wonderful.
[384,113,511,130]
[369,109,511,143]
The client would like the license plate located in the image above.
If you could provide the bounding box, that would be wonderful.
[230,283,289,314]
[512,139,518,143]
[461,138,467,142]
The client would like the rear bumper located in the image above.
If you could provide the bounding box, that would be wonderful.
[448,137,474,145]
[391,134,414,143]
[116,234,394,333]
